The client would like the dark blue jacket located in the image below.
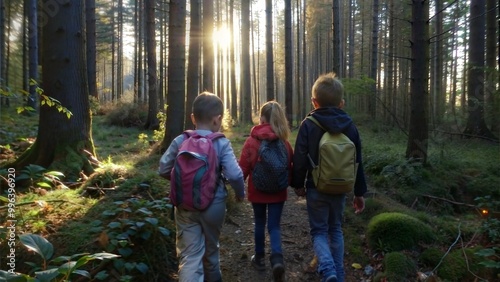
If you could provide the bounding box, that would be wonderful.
[291,107,368,197]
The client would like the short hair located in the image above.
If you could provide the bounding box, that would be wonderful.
[192,92,224,123]
[312,73,344,107]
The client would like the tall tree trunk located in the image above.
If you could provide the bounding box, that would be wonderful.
[369,0,379,118]
[27,0,38,109]
[348,0,354,78]
[388,0,396,125]
[0,0,3,98]
[301,0,307,119]
[431,0,444,124]
[332,0,341,76]
[86,0,97,99]
[450,9,459,118]
[229,0,238,122]
[406,0,430,163]
[203,0,214,92]
[111,2,116,102]
[138,0,144,103]
[186,0,201,129]
[158,2,165,109]
[22,0,28,97]
[285,0,293,126]
[144,0,159,130]
[162,0,187,148]
[240,0,252,124]
[464,0,497,139]
[133,0,139,102]
[13,0,96,178]
[485,0,499,134]
[117,0,123,100]
[295,0,301,124]
[265,0,274,101]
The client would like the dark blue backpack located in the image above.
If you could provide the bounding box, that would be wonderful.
[251,139,289,193]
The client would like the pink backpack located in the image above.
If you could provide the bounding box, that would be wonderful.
[170,130,225,211]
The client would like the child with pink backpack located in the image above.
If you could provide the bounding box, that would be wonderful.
[159,92,245,282]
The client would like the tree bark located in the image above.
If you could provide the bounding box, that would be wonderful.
[265,0,274,101]
[405,0,430,163]
[27,0,38,109]
[86,0,97,99]
[144,0,159,130]
[240,0,252,124]
[162,0,187,149]
[203,0,214,92]
[0,0,5,105]
[186,0,201,129]
[463,0,497,140]
[485,0,499,134]
[229,0,238,123]
[369,0,379,118]
[285,0,293,127]
[12,0,96,179]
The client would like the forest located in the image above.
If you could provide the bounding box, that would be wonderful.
[0,0,499,281]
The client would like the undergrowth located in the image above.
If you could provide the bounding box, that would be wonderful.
[1,104,499,281]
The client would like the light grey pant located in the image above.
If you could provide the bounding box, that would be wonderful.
[175,200,226,282]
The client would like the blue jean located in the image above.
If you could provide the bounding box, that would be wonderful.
[306,188,346,282]
[252,202,285,255]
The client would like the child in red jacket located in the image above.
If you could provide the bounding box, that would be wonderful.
[238,101,293,282]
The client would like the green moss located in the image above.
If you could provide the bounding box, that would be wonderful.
[383,252,417,281]
[437,248,487,281]
[419,247,444,267]
[436,249,467,281]
[367,212,435,252]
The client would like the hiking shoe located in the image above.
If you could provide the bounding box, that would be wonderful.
[322,272,337,282]
[270,253,285,282]
[272,262,285,281]
[251,254,266,271]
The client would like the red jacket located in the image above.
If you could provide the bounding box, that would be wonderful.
[238,124,293,203]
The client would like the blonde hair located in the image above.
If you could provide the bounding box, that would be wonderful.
[260,101,290,140]
[312,72,344,107]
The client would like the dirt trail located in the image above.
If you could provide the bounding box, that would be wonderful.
[219,195,362,282]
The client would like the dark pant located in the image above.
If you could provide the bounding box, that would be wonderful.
[252,202,285,255]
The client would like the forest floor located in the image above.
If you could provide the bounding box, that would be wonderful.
[218,194,365,282]
[2,106,499,282]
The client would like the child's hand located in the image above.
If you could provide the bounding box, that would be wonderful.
[353,196,365,214]
[294,187,306,197]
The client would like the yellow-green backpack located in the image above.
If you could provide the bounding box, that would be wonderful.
[306,116,358,194]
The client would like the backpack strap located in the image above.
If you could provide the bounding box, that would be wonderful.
[182,130,225,140]
[306,116,327,132]
[305,116,324,168]
[206,132,226,140]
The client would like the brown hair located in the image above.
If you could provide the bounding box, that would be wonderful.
[312,72,344,107]
[192,92,224,123]
[260,101,290,140]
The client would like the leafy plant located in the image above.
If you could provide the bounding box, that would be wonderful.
[15,164,66,190]
[14,80,73,118]
[0,234,118,281]
[476,195,500,243]
[90,198,174,278]
[475,247,500,269]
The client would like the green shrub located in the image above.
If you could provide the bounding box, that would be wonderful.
[367,212,435,252]
[105,102,147,127]
[383,252,417,281]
